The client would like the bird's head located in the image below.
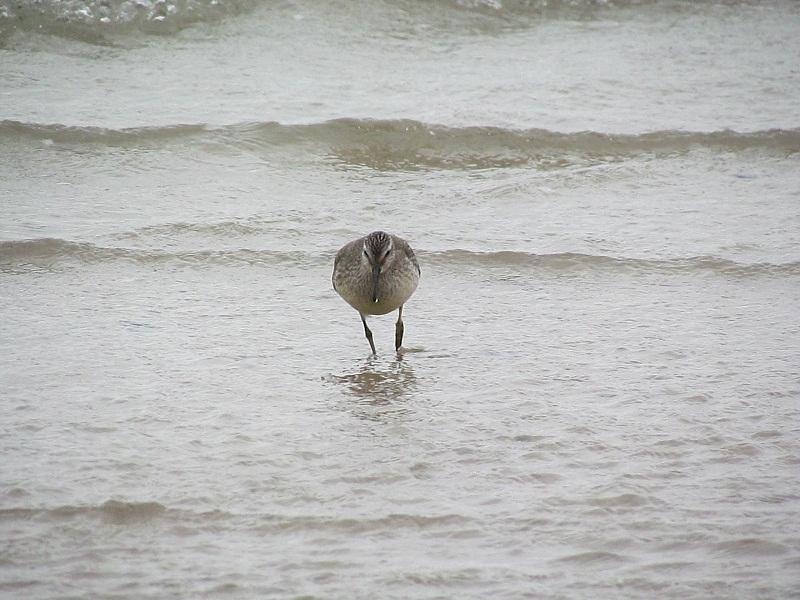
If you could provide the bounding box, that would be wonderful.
[363,231,394,303]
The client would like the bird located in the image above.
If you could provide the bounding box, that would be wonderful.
[332,231,420,354]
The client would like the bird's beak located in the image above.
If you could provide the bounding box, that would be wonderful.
[371,264,381,303]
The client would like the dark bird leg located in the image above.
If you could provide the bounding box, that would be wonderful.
[395,305,404,351]
[360,312,376,354]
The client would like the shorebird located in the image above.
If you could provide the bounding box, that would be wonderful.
[332,231,420,354]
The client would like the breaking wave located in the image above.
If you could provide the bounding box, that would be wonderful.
[0,0,777,43]
[0,0,258,41]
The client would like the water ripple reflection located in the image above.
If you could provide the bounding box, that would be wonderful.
[326,356,418,421]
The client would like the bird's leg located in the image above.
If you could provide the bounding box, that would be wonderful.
[395,305,404,351]
[360,313,376,354]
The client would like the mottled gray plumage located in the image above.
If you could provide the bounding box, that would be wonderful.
[332,231,420,354]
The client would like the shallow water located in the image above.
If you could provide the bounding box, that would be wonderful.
[2,0,800,598]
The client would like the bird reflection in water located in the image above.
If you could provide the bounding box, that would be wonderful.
[328,354,418,421]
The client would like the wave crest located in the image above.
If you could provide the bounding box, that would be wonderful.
[3,118,798,171]
[0,237,307,273]
[3,237,798,278]
[0,0,258,40]
[422,250,800,278]
[0,500,168,524]
[1,0,767,43]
